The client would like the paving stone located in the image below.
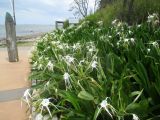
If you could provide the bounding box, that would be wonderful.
[0,87,28,102]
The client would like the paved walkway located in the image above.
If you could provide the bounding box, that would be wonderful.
[0,47,31,120]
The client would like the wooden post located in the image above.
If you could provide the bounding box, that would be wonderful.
[5,12,19,62]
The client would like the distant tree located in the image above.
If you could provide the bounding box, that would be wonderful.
[70,0,89,18]
[99,0,115,9]
[70,0,100,18]
[122,0,135,24]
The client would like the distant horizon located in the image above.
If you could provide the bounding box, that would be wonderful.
[0,24,54,39]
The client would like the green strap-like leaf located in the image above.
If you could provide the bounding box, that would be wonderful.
[78,91,94,101]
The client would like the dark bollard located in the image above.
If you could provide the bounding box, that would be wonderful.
[5,12,19,62]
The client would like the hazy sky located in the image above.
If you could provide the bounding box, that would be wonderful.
[0,0,76,24]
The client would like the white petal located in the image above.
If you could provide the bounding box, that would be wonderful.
[100,100,107,108]
[41,99,50,107]
[63,73,70,80]
[133,114,139,120]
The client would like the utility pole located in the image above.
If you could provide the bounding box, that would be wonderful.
[12,0,16,25]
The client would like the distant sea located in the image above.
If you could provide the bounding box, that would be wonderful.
[0,24,54,40]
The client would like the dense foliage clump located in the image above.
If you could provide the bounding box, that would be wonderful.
[24,13,160,120]
[87,0,160,25]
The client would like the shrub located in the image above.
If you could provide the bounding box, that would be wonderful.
[86,0,122,26]
[87,0,160,25]
[63,20,69,29]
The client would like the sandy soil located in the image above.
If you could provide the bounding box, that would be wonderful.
[0,46,31,120]
[0,100,29,120]
[0,47,31,91]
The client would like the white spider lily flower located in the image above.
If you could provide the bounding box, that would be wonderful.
[64,55,74,64]
[77,44,81,49]
[124,38,129,43]
[52,41,60,45]
[45,57,49,61]
[46,81,50,86]
[100,35,105,40]
[63,72,72,89]
[147,15,154,22]
[129,30,132,34]
[38,64,43,70]
[95,97,116,119]
[68,56,74,63]
[130,38,135,43]
[35,113,43,120]
[22,89,32,107]
[147,48,151,53]
[73,43,81,50]
[112,19,118,25]
[41,99,50,106]
[117,22,122,27]
[137,24,141,28]
[73,44,77,49]
[89,48,94,52]
[108,36,112,38]
[147,13,159,23]
[152,41,159,48]
[100,99,113,118]
[57,44,63,49]
[47,61,53,71]
[117,32,120,35]
[91,60,98,69]
[100,97,116,118]
[87,45,96,53]
[51,41,56,45]
[47,46,50,50]
[117,41,120,46]
[97,21,103,26]
[41,99,51,117]
[40,98,58,118]
[132,114,139,120]
[63,72,70,81]
[154,20,160,25]
[96,28,101,32]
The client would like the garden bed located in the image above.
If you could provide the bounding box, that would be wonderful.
[22,13,160,120]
